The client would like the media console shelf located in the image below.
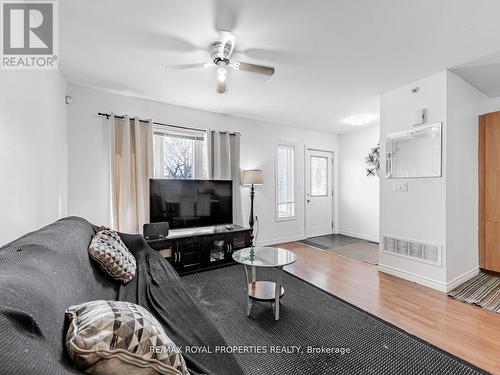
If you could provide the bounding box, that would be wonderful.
[146,225,252,275]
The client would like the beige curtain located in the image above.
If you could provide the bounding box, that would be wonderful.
[110,115,153,233]
[207,130,242,225]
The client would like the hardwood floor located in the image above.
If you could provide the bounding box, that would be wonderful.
[279,241,500,374]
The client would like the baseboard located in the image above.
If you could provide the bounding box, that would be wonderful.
[338,230,379,243]
[445,267,480,292]
[256,234,306,247]
[377,264,448,292]
[377,264,480,293]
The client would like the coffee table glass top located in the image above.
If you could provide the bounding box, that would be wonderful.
[232,246,297,268]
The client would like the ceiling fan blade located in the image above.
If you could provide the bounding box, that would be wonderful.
[237,62,275,76]
[222,39,234,59]
[134,30,201,53]
[217,80,227,94]
[239,47,298,64]
[165,63,208,71]
[220,30,235,59]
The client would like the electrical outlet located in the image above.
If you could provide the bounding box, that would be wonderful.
[255,216,259,221]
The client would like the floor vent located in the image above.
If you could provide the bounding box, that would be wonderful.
[382,235,441,266]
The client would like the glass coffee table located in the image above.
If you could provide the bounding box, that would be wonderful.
[232,246,297,320]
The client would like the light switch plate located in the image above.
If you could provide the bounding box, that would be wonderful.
[392,182,408,192]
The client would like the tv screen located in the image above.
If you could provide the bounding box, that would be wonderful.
[149,179,233,229]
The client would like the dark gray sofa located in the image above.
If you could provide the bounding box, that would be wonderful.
[0,217,244,375]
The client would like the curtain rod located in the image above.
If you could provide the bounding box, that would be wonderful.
[97,112,240,135]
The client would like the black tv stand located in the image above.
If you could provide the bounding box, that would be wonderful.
[146,225,252,275]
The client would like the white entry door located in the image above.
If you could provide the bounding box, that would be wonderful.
[305,149,333,238]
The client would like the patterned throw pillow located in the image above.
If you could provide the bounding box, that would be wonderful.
[66,300,189,375]
[88,229,136,284]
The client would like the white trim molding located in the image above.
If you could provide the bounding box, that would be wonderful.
[256,234,305,247]
[378,264,448,292]
[378,264,480,293]
[446,267,480,292]
[338,230,379,243]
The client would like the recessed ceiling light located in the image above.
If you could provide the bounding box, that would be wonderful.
[345,115,374,126]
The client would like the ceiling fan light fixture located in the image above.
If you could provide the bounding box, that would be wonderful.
[165,32,275,95]
[217,64,227,82]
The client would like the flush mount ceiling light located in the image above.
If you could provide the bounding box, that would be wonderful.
[345,115,374,126]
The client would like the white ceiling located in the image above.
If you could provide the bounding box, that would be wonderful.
[60,0,500,134]
[451,50,500,98]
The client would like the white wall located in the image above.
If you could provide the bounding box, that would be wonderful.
[66,85,339,246]
[379,71,448,288]
[339,126,380,242]
[0,70,68,245]
[445,71,489,285]
[379,70,498,291]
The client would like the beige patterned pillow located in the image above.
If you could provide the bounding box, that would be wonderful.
[88,229,136,284]
[65,300,189,375]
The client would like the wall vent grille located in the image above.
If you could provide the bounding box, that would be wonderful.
[382,235,441,267]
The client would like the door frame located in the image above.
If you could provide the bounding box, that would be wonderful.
[479,114,485,268]
[304,147,336,239]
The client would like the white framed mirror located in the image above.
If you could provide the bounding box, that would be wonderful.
[385,123,442,179]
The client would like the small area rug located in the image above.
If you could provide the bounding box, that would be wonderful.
[182,265,485,375]
[448,272,500,313]
[322,242,379,265]
[300,235,379,265]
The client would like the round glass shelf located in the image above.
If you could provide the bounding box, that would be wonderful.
[232,246,297,268]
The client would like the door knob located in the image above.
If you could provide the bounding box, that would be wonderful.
[307,199,311,203]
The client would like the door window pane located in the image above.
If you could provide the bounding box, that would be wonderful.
[310,156,328,196]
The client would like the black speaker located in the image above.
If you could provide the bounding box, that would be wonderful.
[143,222,169,240]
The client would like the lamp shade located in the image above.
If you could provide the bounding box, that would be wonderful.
[241,169,264,186]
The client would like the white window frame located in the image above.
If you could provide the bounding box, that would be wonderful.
[275,141,296,221]
[153,125,207,179]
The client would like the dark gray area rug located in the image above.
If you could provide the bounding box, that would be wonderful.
[300,234,379,265]
[182,265,486,375]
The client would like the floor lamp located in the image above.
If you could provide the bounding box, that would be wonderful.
[241,169,264,245]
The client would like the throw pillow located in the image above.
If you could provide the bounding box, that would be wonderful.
[88,229,136,284]
[65,300,189,375]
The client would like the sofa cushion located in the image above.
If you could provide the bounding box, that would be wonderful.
[0,217,244,375]
[0,217,119,375]
[66,300,189,375]
[88,229,136,284]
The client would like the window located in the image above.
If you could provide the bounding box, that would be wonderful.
[310,156,328,196]
[153,126,207,179]
[276,143,295,220]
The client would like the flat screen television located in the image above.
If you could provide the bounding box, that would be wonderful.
[149,179,233,229]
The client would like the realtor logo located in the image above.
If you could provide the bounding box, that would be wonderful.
[1,0,58,69]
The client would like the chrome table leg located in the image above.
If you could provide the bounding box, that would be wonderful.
[244,265,253,316]
[274,266,283,320]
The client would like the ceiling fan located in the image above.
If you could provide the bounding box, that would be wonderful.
[166,31,275,94]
